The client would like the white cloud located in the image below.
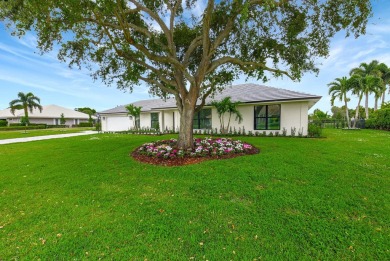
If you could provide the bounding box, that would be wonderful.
[353,49,376,60]
[367,22,390,34]
[15,33,38,50]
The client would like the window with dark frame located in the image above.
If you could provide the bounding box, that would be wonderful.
[193,109,212,129]
[254,105,280,130]
[151,113,159,129]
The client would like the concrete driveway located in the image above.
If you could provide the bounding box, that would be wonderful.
[0,131,97,145]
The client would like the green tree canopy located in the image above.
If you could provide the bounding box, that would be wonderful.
[0,0,372,148]
[75,107,97,116]
[377,63,390,107]
[350,60,384,118]
[310,109,329,121]
[9,92,43,125]
[330,106,345,120]
[328,76,352,128]
[75,107,97,123]
[60,113,66,125]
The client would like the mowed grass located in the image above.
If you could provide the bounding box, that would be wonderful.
[0,127,93,140]
[0,129,389,259]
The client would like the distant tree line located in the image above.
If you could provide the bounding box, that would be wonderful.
[366,102,390,130]
[75,107,96,124]
[327,60,389,128]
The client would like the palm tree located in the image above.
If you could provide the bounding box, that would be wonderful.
[211,96,242,133]
[328,77,351,128]
[226,99,243,131]
[350,60,382,118]
[373,82,386,111]
[125,104,142,129]
[9,92,43,125]
[377,63,390,107]
[348,74,364,128]
[75,107,97,123]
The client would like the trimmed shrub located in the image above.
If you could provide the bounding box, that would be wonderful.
[0,120,8,127]
[308,123,322,138]
[78,122,93,127]
[0,125,46,131]
[8,123,47,127]
[47,125,67,128]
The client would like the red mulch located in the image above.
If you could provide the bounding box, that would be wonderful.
[131,146,260,167]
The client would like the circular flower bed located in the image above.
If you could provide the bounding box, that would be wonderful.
[132,137,259,166]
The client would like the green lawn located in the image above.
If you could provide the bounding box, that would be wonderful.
[0,129,389,259]
[0,127,94,140]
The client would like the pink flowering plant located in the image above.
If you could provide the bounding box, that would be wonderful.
[137,137,255,159]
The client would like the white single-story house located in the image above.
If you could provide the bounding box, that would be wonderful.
[0,104,93,127]
[99,83,321,135]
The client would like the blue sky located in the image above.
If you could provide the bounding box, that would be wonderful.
[1,1,390,113]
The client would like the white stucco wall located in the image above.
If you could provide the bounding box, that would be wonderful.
[213,104,255,133]
[102,101,311,135]
[140,112,151,129]
[28,118,55,125]
[208,101,310,135]
[137,111,180,131]
[280,102,309,135]
[12,117,89,127]
[101,114,132,132]
[161,110,176,131]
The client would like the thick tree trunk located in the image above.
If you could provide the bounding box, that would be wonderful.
[365,92,369,119]
[177,103,195,150]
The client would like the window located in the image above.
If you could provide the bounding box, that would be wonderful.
[254,105,280,130]
[135,116,140,128]
[193,109,212,129]
[151,113,159,129]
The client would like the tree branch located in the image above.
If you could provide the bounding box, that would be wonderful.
[91,8,178,89]
[183,35,203,65]
[129,0,175,54]
[207,56,294,79]
[138,75,178,96]
[196,86,214,112]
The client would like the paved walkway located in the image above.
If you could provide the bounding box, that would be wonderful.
[0,131,98,145]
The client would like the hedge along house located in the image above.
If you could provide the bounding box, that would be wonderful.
[0,104,93,127]
[99,83,321,135]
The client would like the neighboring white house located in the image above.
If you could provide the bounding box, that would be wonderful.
[99,83,321,135]
[0,104,93,127]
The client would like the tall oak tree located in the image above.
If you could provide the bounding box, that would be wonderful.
[1,0,372,148]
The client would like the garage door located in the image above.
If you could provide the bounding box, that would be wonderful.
[105,116,131,132]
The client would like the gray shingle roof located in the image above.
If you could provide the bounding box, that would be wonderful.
[99,98,176,114]
[99,83,321,114]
